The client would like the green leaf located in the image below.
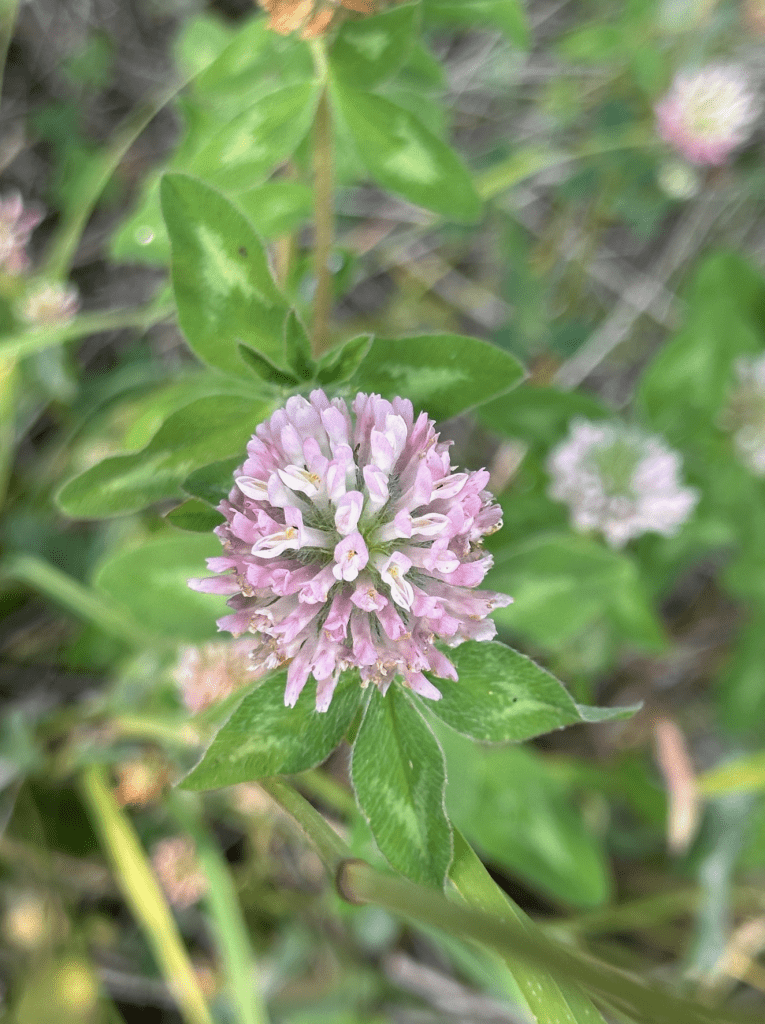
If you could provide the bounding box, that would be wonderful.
[638,251,765,440]
[236,182,313,238]
[237,344,300,387]
[332,84,482,223]
[423,641,639,743]
[56,395,267,518]
[316,334,372,386]
[348,333,524,420]
[331,4,418,89]
[180,671,362,791]
[284,310,315,381]
[351,686,452,888]
[422,0,530,48]
[487,533,666,652]
[165,499,225,533]
[189,84,320,192]
[440,730,611,907]
[95,532,225,642]
[182,457,241,507]
[161,173,290,376]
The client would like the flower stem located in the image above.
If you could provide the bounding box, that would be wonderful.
[80,766,215,1024]
[309,40,334,359]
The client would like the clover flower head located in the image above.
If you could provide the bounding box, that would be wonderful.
[547,419,698,548]
[20,280,80,326]
[259,0,376,38]
[189,390,511,712]
[720,353,765,475]
[173,638,262,713]
[151,837,207,909]
[0,192,43,275]
[655,65,760,166]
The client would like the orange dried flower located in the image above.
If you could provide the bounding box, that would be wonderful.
[258,0,383,37]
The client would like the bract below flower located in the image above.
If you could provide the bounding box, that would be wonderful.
[655,65,760,166]
[190,390,511,712]
[547,419,698,548]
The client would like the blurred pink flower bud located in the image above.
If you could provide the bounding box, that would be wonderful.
[0,192,43,275]
[189,390,511,712]
[655,65,760,165]
[547,419,698,548]
[20,280,80,326]
[173,638,262,714]
[151,837,207,909]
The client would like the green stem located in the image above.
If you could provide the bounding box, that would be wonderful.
[0,299,174,360]
[79,766,215,1024]
[1,552,154,648]
[340,856,751,1024]
[309,40,333,358]
[168,790,270,1024]
[264,780,755,1024]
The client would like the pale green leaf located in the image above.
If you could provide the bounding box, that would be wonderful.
[180,671,362,790]
[348,333,524,420]
[161,173,290,375]
[351,686,452,888]
[56,395,268,518]
[332,84,482,223]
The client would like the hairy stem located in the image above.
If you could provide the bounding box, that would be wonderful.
[309,41,334,358]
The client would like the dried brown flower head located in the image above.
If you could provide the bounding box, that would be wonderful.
[258,0,380,38]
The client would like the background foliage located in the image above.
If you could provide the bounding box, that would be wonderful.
[2,0,765,1022]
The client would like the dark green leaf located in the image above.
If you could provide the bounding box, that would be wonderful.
[439,729,611,907]
[238,344,300,387]
[351,686,452,888]
[423,641,639,743]
[189,84,320,192]
[423,0,529,48]
[161,173,290,376]
[348,333,524,420]
[638,252,765,440]
[332,84,482,223]
[487,533,666,651]
[180,671,362,790]
[56,395,267,518]
[284,310,315,381]
[331,4,418,89]
[165,499,225,532]
[182,457,242,507]
[95,532,225,642]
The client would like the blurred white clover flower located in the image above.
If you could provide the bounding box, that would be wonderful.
[189,390,511,712]
[655,65,760,166]
[0,192,43,275]
[720,353,765,475]
[173,638,262,714]
[151,837,208,909]
[20,280,80,326]
[547,419,699,548]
